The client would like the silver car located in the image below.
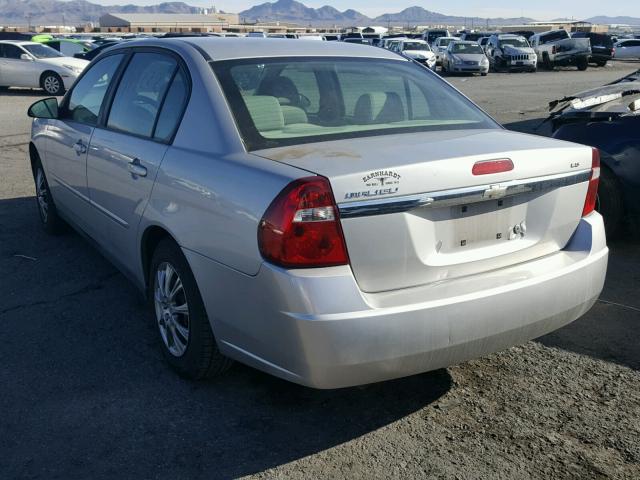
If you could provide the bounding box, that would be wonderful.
[442,41,490,75]
[28,38,607,388]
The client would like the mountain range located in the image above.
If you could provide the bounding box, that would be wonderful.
[1,0,639,28]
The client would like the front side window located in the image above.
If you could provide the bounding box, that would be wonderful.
[22,43,63,58]
[66,53,124,125]
[213,58,497,150]
[1,44,25,59]
[107,52,177,138]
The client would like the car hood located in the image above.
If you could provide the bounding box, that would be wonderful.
[502,45,534,55]
[403,50,435,60]
[37,57,89,70]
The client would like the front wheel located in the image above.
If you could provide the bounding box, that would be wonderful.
[41,72,64,96]
[150,239,233,380]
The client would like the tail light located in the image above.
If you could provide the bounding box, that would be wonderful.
[258,176,349,268]
[582,148,601,217]
[472,158,514,175]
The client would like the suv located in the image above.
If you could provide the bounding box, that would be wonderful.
[572,32,614,66]
[485,34,537,72]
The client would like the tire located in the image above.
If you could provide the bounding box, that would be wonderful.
[542,54,553,70]
[33,158,65,234]
[530,67,537,73]
[597,167,625,239]
[596,60,607,67]
[481,73,488,76]
[149,238,233,380]
[40,72,64,96]
[577,57,588,71]
[0,86,8,92]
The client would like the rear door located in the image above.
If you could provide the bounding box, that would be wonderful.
[45,53,124,230]
[86,50,189,272]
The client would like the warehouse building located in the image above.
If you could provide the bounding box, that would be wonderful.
[99,12,239,33]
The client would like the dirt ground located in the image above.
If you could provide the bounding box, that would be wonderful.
[0,61,638,480]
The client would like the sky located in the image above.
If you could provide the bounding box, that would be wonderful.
[91,0,640,21]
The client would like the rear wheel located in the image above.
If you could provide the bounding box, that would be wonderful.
[597,167,625,239]
[596,60,607,67]
[41,72,64,96]
[577,57,589,71]
[543,54,553,70]
[150,239,233,380]
[33,159,65,234]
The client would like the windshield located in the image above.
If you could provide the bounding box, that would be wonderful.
[403,42,429,51]
[499,38,529,48]
[22,44,63,59]
[452,44,484,54]
[213,58,497,150]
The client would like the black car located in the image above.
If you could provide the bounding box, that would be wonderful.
[549,69,640,236]
[572,32,614,66]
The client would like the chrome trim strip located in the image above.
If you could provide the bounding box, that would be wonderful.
[338,169,591,219]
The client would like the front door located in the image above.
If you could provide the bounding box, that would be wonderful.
[45,53,125,230]
[86,51,188,273]
[0,43,40,87]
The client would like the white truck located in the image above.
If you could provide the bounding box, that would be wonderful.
[530,30,591,71]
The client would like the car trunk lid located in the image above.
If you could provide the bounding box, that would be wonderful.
[254,129,593,293]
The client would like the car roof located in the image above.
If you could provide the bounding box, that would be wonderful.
[0,40,35,45]
[174,37,403,61]
[452,40,479,45]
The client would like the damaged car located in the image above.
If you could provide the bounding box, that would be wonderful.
[485,34,537,73]
[548,69,640,236]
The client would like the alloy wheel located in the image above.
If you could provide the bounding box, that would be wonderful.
[43,75,60,95]
[35,168,49,223]
[154,262,190,357]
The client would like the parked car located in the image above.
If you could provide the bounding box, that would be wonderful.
[549,68,640,236]
[442,41,489,75]
[485,34,537,73]
[572,32,614,66]
[74,40,123,61]
[27,38,607,388]
[38,38,94,57]
[0,40,88,95]
[433,36,458,65]
[423,29,452,46]
[247,32,267,38]
[613,39,640,60]
[390,39,437,70]
[530,29,591,70]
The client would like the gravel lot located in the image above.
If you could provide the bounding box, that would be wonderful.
[1,61,639,480]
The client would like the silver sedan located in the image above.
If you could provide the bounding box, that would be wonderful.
[442,41,490,75]
[28,38,607,388]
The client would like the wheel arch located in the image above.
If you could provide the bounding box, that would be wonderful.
[29,142,41,177]
[140,225,179,291]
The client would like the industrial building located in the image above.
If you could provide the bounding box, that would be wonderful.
[98,12,239,33]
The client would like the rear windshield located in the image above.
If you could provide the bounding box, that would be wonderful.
[212,57,497,150]
[451,43,484,54]
[539,30,569,44]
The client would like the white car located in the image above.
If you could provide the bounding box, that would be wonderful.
[0,41,89,95]
[613,39,640,60]
[433,36,458,65]
[390,39,437,70]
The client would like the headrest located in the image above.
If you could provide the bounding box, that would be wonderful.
[242,95,284,132]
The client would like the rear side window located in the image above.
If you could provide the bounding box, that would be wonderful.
[67,53,124,125]
[107,52,177,138]
[153,69,189,142]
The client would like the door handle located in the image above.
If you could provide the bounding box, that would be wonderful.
[128,158,147,177]
[73,140,87,155]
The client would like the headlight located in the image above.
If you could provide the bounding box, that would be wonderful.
[481,56,489,64]
[63,64,83,74]
[453,56,462,64]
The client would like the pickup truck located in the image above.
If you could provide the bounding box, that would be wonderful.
[530,30,591,70]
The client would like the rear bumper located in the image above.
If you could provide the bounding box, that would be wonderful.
[187,214,607,389]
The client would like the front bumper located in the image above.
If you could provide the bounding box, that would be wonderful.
[451,64,489,73]
[506,59,537,70]
[187,214,607,389]
[60,73,80,90]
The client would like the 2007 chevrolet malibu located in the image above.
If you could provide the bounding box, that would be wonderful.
[27,38,608,388]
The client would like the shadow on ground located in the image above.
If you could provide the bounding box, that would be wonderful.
[0,196,452,479]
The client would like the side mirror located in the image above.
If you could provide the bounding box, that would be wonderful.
[20,53,32,61]
[28,97,59,119]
